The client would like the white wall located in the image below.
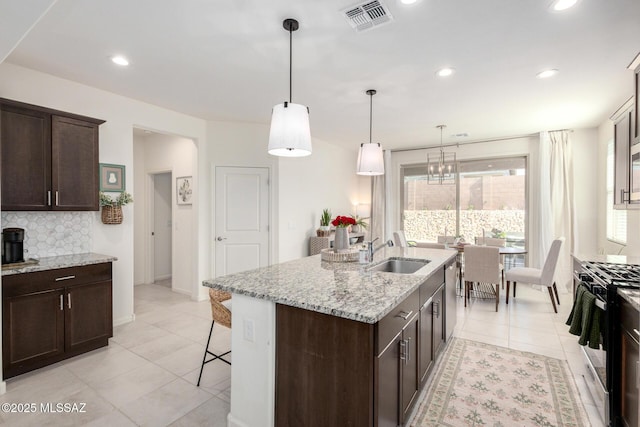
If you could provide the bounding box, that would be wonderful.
[277,139,367,262]
[0,62,207,325]
[132,132,195,295]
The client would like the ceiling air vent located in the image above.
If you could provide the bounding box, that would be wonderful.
[342,0,393,32]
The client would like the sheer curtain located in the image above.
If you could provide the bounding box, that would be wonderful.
[549,130,574,291]
[370,150,391,243]
[532,130,574,292]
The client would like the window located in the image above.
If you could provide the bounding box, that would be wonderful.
[607,139,627,243]
[401,156,526,251]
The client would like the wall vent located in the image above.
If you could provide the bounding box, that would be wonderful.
[342,0,393,32]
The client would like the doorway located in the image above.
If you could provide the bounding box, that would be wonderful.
[152,172,172,285]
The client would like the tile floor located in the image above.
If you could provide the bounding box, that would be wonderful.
[0,280,602,426]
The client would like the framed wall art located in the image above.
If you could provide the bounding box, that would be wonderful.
[176,176,193,205]
[99,163,125,192]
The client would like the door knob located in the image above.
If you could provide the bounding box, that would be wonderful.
[216,237,227,241]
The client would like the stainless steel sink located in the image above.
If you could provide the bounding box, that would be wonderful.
[367,258,430,274]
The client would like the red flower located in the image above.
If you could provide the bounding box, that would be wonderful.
[331,215,356,227]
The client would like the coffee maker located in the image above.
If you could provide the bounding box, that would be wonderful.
[2,228,25,265]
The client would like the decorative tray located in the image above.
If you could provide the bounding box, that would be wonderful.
[320,248,359,262]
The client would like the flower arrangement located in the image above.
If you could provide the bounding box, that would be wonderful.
[99,192,133,225]
[331,215,356,228]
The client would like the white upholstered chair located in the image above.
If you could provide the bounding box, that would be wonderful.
[415,242,446,249]
[437,235,455,245]
[393,231,445,249]
[393,231,411,247]
[463,245,502,311]
[475,237,506,247]
[197,288,232,386]
[505,237,564,313]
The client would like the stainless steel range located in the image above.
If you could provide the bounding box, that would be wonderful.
[576,261,640,426]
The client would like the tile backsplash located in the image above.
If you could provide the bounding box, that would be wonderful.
[1,211,92,258]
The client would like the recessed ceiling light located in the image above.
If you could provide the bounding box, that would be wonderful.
[111,55,129,66]
[400,0,418,4]
[536,69,558,79]
[436,67,455,77]
[550,0,578,11]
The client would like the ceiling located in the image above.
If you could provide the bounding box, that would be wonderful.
[2,0,639,151]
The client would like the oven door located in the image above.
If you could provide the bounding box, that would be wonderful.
[629,143,640,202]
[578,283,609,424]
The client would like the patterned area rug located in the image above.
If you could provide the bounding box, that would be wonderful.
[411,338,589,427]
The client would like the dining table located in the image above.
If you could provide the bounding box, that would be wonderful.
[449,243,528,291]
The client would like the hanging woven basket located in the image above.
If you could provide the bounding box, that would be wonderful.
[101,205,123,224]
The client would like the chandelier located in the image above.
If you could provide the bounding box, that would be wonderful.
[427,125,456,184]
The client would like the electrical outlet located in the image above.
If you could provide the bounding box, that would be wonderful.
[243,318,255,342]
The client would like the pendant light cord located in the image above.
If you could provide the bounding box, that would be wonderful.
[289,27,293,103]
[369,92,373,144]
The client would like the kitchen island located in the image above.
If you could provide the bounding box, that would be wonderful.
[203,246,457,427]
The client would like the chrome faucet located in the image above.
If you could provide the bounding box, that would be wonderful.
[367,238,394,261]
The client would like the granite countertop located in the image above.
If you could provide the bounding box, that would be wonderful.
[1,252,117,276]
[573,253,640,265]
[619,289,640,311]
[203,246,457,324]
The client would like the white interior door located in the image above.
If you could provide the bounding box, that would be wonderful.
[153,172,172,282]
[215,167,269,276]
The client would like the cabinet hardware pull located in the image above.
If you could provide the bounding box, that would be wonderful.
[47,191,52,206]
[67,294,72,309]
[405,338,411,365]
[55,275,76,281]
[634,329,640,337]
[59,294,63,311]
[396,310,413,320]
[621,189,630,203]
[55,191,59,206]
[433,302,440,318]
[399,340,406,362]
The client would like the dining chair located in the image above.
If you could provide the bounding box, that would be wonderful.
[505,237,564,313]
[463,245,501,311]
[393,231,415,247]
[475,237,506,247]
[437,236,455,244]
[197,288,232,386]
[475,237,507,287]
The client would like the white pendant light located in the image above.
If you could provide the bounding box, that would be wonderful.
[268,18,312,157]
[356,89,384,175]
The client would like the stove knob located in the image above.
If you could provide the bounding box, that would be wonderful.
[579,273,593,282]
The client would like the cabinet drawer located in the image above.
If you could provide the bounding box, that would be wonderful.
[2,263,112,297]
[376,289,419,355]
[420,268,445,307]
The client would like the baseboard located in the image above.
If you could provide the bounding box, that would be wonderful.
[155,274,172,281]
[113,314,135,327]
[171,287,191,297]
[227,413,250,427]
[0,381,6,395]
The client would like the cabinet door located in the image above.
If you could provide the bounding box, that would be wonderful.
[614,111,631,207]
[0,104,51,210]
[377,333,401,427]
[65,280,112,353]
[51,115,99,211]
[2,289,64,377]
[432,287,445,358]
[401,317,419,423]
[621,329,639,427]
[419,302,433,383]
[444,260,457,340]
[634,66,639,143]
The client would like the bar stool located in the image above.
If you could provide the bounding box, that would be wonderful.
[197,288,232,386]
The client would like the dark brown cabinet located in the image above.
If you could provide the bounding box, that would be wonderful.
[618,296,639,427]
[2,263,113,378]
[274,261,455,427]
[634,64,639,144]
[614,110,632,208]
[0,98,104,211]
